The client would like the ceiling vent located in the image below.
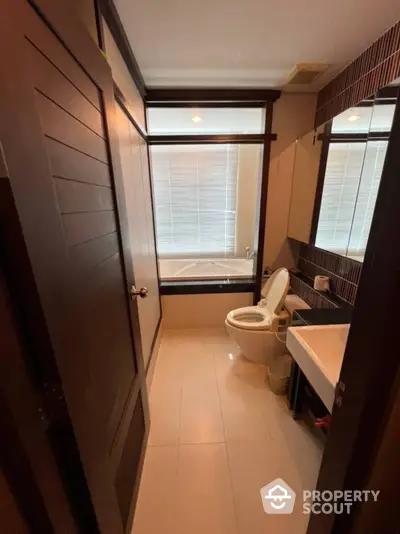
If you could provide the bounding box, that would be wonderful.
[286,63,328,85]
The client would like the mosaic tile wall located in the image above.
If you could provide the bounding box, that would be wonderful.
[290,241,363,308]
[316,20,400,126]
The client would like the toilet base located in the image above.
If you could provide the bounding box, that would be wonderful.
[225,320,286,365]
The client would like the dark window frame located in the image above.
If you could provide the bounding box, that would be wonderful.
[146,99,278,299]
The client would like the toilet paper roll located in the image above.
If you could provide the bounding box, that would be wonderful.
[314,275,330,292]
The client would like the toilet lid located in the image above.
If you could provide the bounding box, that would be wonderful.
[226,306,272,331]
[261,268,290,315]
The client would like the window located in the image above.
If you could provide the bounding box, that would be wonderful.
[147,107,265,135]
[151,144,239,258]
[331,106,373,134]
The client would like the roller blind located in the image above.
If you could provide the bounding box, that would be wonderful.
[150,144,238,258]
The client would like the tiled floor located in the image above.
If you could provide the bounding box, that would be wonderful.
[133,328,324,534]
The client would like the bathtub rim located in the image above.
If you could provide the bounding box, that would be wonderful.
[158,257,254,282]
[160,277,255,295]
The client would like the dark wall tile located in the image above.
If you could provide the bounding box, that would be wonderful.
[291,241,361,308]
[316,21,400,125]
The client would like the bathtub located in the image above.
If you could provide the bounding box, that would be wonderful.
[159,258,254,281]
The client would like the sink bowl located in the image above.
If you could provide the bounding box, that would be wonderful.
[287,324,350,412]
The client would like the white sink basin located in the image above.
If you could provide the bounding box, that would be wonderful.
[287,324,350,413]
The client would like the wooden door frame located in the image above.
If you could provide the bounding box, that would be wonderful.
[113,85,163,376]
[307,93,400,534]
[96,0,146,98]
[253,104,274,303]
[97,0,163,376]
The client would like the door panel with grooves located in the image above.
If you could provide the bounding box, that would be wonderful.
[0,1,149,532]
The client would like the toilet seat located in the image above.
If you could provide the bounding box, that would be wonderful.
[226,306,272,331]
[226,267,290,332]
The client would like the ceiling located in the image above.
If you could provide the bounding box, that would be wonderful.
[114,0,400,91]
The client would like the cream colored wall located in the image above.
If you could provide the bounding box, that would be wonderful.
[235,144,262,256]
[102,19,146,132]
[288,126,324,243]
[162,293,253,329]
[263,93,318,270]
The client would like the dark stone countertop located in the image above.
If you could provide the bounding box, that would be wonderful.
[293,307,353,326]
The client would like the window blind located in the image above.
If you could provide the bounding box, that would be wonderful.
[150,144,238,258]
[315,143,366,255]
[316,141,388,257]
[347,141,388,258]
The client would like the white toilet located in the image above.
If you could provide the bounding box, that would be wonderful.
[225,268,291,365]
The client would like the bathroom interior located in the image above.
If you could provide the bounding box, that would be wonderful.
[124,24,399,534]
[132,85,399,533]
[102,6,400,533]
[1,2,400,534]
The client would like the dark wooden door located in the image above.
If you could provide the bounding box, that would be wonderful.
[0,265,82,534]
[0,1,149,532]
[0,471,29,534]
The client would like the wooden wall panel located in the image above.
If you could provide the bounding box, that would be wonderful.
[69,232,119,273]
[27,41,104,136]
[46,138,111,187]
[54,178,114,214]
[62,211,116,246]
[36,92,108,162]
[316,21,400,126]
[24,8,102,110]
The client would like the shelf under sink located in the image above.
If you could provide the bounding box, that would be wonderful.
[287,324,350,413]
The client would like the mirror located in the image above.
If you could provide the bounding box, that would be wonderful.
[288,85,398,262]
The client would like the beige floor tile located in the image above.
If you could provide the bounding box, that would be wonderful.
[132,445,179,534]
[178,342,225,444]
[268,396,324,491]
[148,386,181,446]
[212,346,274,442]
[176,443,239,534]
[148,344,182,446]
[227,439,310,534]
[179,379,225,444]
[139,329,323,534]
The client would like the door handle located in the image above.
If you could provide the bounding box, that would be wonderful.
[130,286,148,299]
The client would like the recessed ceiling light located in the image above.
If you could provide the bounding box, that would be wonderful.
[192,115,202,123]
[348,113,361,122]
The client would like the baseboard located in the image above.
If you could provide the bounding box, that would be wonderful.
[145,315,162,393]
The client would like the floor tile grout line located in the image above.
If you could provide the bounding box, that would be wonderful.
[178,440,227,447]
[177,386,183,450]
[211,342,242,534]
